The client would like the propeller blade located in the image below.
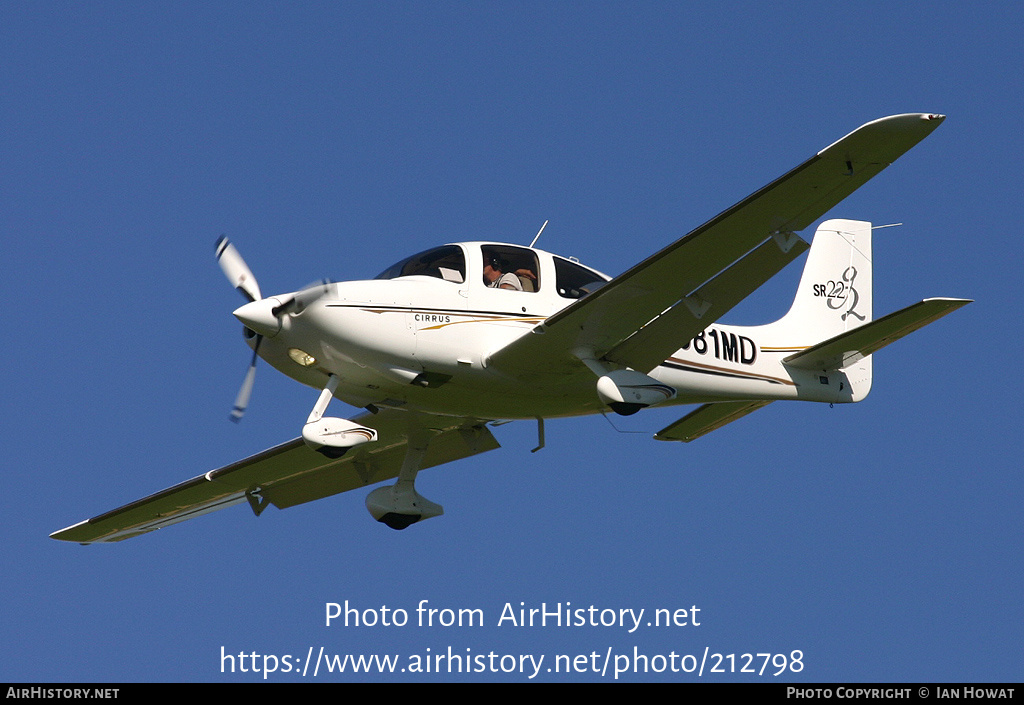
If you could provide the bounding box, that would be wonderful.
[215,236,262,303]
[294,279,333,310]
[230,335,262,423]
[271,279,333,317]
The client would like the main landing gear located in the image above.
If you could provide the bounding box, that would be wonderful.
[365,424,444,530]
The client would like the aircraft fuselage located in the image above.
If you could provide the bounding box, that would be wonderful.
[240,241,848,421]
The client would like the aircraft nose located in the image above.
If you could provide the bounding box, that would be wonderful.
[233,298,282,338]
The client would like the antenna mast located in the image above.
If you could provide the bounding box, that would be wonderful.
[529,220,549,248]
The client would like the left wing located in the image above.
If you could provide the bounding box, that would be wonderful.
[51,409,499,544]
[487,114,945,377]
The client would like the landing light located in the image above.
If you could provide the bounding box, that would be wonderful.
[288,348,316,367]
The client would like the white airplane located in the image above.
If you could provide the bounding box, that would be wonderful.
[52,113,970,543]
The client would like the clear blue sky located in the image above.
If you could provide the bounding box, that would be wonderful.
[3,2,1019,682]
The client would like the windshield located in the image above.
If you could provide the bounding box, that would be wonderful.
[553,256,608,299]
[375,245,465,283]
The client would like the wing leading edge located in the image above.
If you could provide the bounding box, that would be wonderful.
[487,114,946,378]
[51,409,499,544]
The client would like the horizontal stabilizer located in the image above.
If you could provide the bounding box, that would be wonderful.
[655,400,772,443]
[783,297,971,370]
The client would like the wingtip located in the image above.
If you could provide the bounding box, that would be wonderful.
[817,113,947,162]
[923,296,973,307]
[917,112,946,127]
[859,112,947,133]
[880,112,945,122]
[50,520,90,543]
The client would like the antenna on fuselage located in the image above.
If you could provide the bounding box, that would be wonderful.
[529,220,549,248]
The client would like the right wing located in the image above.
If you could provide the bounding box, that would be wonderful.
[487,114,946,378]
[51,409,499,544]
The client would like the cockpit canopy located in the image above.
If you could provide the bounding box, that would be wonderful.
[375,245,466,284]
[551,255,609,299]
[375,243,608,299]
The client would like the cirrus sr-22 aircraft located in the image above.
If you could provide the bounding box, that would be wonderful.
[52,113,970,543]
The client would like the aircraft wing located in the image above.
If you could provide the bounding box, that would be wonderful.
[487,114,946,377]
[50,409,499,544]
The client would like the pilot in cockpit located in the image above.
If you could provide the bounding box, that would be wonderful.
[481,245,540,292]
[483,254,524,291]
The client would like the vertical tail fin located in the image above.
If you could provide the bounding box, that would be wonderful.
[732,219,966,405]
[756,219,873,401]
[770,218,873,344]
[749,219,876,401]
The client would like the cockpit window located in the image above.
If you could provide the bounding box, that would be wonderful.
[375,245,465,283]
[553,256,608,299]
[481,245,540,292]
